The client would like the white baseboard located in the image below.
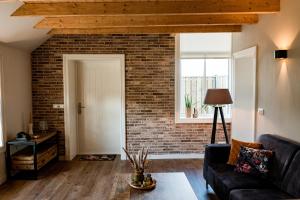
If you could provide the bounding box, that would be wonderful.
[121,153,204,160]
[63,153,204,161]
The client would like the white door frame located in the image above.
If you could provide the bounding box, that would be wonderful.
[0,55,6,153]
[232,46,257,141]
[63,54,126,160]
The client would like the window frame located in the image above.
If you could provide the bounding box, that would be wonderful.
[175,34,233,124]
[0,55,5,152]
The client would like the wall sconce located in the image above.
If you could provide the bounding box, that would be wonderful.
[274,50,288,59]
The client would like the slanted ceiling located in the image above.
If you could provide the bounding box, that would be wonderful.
[12,0,280,35]
[0,0,49,52]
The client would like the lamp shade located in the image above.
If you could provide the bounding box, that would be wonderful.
[204,89,233,105]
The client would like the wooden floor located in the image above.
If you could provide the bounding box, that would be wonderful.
[0,157,219,200]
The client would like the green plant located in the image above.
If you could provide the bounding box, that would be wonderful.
[185,95,192,108]
[201,104,209,113]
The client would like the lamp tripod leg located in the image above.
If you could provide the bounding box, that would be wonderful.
[211,107,218,144]
[219,107,229,144]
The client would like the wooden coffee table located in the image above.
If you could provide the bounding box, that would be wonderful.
[109,172,198,200]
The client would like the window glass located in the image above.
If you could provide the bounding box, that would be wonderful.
[179,58,231,119]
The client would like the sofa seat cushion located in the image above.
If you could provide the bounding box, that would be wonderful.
[229,189,293,200]
[208,164,273,200]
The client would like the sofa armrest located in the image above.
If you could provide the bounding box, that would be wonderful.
[203,144,231,180]
[204,144,231,164]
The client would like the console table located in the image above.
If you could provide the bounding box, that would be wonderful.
[6,131,59,180]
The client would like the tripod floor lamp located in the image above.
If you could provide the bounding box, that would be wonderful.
[204,89,233,144]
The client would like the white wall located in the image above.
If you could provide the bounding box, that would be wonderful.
[232,0,300,142]
[180,33,232,54]
[0,43,32,184]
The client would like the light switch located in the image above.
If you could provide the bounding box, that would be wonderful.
[53,104,64,109]
[258,108,264,115]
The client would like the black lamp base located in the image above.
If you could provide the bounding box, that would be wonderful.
[211,106,229,144]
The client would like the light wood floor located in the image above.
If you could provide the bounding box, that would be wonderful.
[0,157,219,200]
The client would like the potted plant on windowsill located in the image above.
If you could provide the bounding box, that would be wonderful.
[185,95,192,118]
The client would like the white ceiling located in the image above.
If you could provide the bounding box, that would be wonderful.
[0,0,50,52]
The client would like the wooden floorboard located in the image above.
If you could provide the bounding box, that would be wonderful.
[0,157,219,200]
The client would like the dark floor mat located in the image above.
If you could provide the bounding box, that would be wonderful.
[78,154,116,161]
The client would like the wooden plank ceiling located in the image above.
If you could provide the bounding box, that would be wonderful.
[13,0,280,34]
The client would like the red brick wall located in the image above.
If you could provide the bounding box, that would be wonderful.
[31,34,230,156]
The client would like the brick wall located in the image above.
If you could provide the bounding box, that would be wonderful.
[31,34,230,156]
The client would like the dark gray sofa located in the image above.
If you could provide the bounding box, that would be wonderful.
[203,134,300,200]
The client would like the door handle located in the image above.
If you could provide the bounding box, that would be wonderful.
[78,102,85,114]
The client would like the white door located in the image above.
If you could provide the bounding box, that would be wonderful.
[77,59,121,154]
[232,46,257,142]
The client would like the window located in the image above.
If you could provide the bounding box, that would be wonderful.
[176,33,232,123]
[0,56,3,148]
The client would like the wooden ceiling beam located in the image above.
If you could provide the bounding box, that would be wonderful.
[18,0,249,2]
[35,14,258,29]
[12,0,280,16]
[20,0,242,2]
[48,25,242,34]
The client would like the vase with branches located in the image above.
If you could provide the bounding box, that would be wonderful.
[123,147,149,186]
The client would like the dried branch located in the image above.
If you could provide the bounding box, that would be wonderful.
[122,147,134,167]
[122,147,149,172]
[143,148,148,168]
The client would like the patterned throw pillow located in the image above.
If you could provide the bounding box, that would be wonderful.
[235,146,273,177]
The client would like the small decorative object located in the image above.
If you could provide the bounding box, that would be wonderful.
[185,95,192,118]
[39,120,48,133]
[201,104,208,114]
[143,174,153,187]
[192,108,198,118]
[32,135,40,139]
[128,179,156,190]
[28,123,33,136]
[28,112,33,136]
[16,132,31,141]
[123,147,156,190]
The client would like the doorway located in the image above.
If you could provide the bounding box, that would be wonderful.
[232,47,257,142]
[63,54,125,160]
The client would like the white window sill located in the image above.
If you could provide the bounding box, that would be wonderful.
[175,117,232,124]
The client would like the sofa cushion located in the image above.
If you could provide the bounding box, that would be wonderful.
[208,164,272,200]
[227,139,262,165]
[229,189,293,200]
[281,150,300,198]
[235,146,273,178]
[258,134,300,187]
